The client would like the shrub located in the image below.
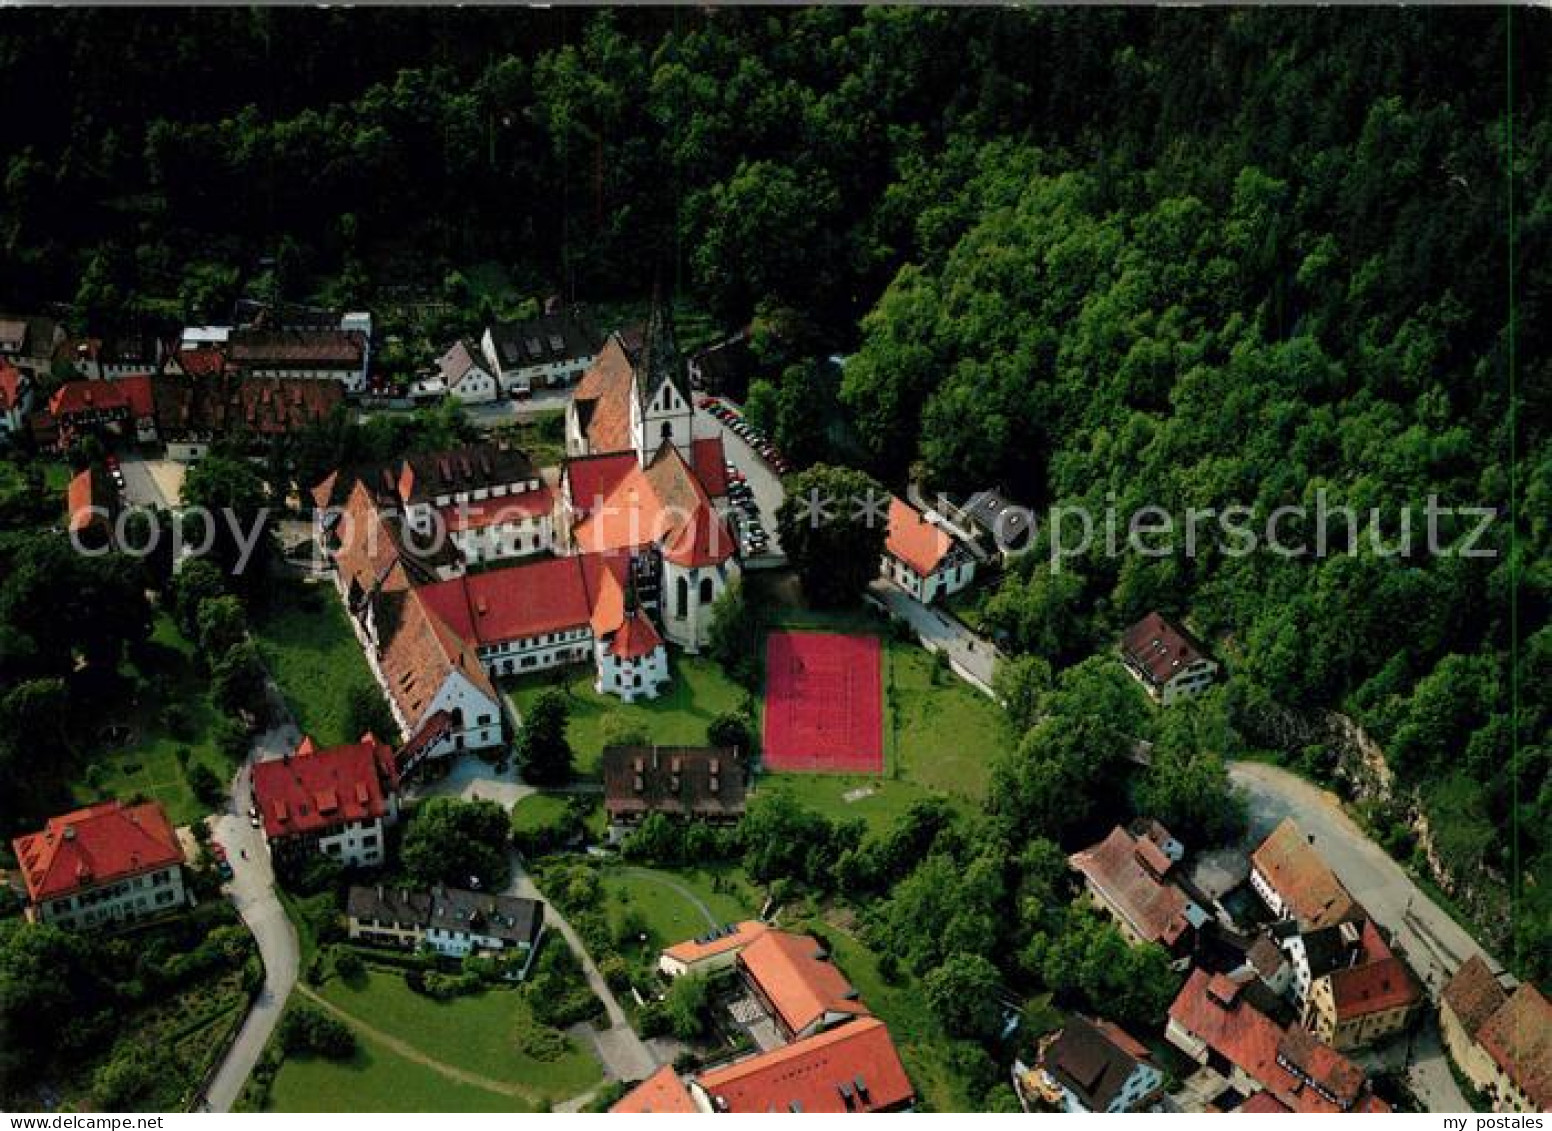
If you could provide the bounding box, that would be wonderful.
[278,1004,355,1060]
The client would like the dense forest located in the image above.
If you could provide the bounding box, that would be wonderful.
[0,8,1546,982]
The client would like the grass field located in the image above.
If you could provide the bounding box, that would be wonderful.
[754,774,970,833]
[506,651,752,775]
[264,1030,527,1113]
[314,969,600,1102]
[255,581,381,747]
[71,613,231,826]
[885,644,1004,801]
[601,865,759,953]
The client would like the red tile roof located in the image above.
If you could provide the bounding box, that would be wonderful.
[572,444,735,567]
[695,1017,914,1113]
[661,920,768,966]
[229,328,365,366]
[572,335,635,454]
[252,734,397,840]
[1251,818,1358,928]
[739,930,869,1036]
[67,469,106,535]
[1441,955,1508,1039]
[564,451,637,514]
[691,435,729,497]
[885,497,954,577]
[1168,970,1386,1114]
[437,485,554,532]
[1069,826,1199,948]
[1476,983,1552,1111]
[608,608,662,660]
[1325,956,1420,1021]
[1238,1091,1292,1113]
[12,800,183,902]
[1120,611,1211,685]
[0,359,24,411]
[611,1065,699,1113]
[419,555,596,645]
[50,377,151,419]
[176,346,230,378]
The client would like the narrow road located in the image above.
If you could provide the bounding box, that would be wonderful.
[1230,760,1495,1113]
[694,402,786,565]
[868,578,999,696]
[506,853,659,1083]
[200,682,304,1112]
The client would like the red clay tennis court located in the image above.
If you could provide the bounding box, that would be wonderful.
[762,631,883,773]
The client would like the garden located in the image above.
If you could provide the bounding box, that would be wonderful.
[254,580,386,747]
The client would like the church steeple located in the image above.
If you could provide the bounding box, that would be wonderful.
[631,280,695,466]
[637,283,687,409]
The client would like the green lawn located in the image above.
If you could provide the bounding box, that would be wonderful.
[601,865,759,953]
[71,613,232,826]
[255,581,382,747]
[885,643,1005,801]
[755,774,971,834]
[506,651,752,775]
[317,968,600,1101]
[264,1030,526,1113]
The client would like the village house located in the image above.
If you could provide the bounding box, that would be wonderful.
[1439,955,1552,1112]
[41,374,158,449]
[610,1066,701,1114]
[1250,817,1359,929]
[346,883,545,966]
[689,1017,916,1113]
[1119,611,1219,704]
[251,733,401,869]
[959,488,1034,560]
[881,496,976,604]
[686,328,753,400]
[1304,946,1421,1052]
[11,800,187,930]
[1166,968,1390,1114]
[425,339,499,404]
[602,745,747,833]
[480,305,600,395]
[1036,1016,1164,1113]
[154,374,343,462]
[658,920,769,979]
[738,929,871,1041]
[66,467,116,551]
[0,312,65,382]
[70,333,164,381]
[1068,822,1209,957]
[229,318,370,393]
[0,359,33,434]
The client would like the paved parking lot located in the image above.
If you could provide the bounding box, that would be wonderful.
[694,401,786,564]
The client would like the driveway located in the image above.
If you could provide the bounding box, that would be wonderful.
[868,578,999,696]
[116,453,170,509]
[1230,760,1493,1112]
[200,686,304,1111]
[694,404,785,565]
[506,852,659,1083]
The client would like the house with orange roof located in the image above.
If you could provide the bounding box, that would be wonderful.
[1069,823,1209,956]
[611,1064,701,1113]
[691,1016,915,1113]
[66,467,116,551]
[1439,956,1551,1112]
[0,358,33,434]
[11,800,187,930]
[1301,917,1422,1051]
[658,919,768,979]
[738,929,871,1040]
[881,496,976,605]
[1166,968,1390,1114]
[1250,817,1359,929]
[251,733,401,869]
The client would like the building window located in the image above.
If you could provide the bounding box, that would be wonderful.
[661,421,672,442]
[676,576,688,617]
[699,576,714,604]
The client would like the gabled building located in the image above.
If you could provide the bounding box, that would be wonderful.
[251,733,401,868]
[154,374,343,462]
[345,882,544,966]
[611,1065,701,1114]
[0,359,33,434]
[1038,1016,1164,1114]
[960,488,1034,559]
[0,313,65,382]
[11,800,187,930]
[1119,612,1219,705]
[691,1016,914,1113]
[229,324,369,392]
[1166,969,1389,1114]
[429,339,499,405]
[44,374,158,448]
[481,305,601,395]
[658,920,769,979]
[1069,823,1209,956]
[738,929,870,1041]
[602,745,747,831]
[1250,817,1359,929]
[1440,955,1551,1113]
[881,497,976,605]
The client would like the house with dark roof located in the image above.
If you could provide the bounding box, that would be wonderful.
[251,733,401,868]
[1250,817,1359,929]
[0,312,65,382]
[154,374,343,462]
[229,324,369,392]
[1069,823,1209,956]
[1440,955,1551,1112]
[960,488,1034,559]
[601,745,747,833]
[1119,612,1219,704]
[1038,1016,1164,1113]
[686,329,753,400]
[11,800,187,930]
[481,305,601,395]
[345,883,544,968]
[1166,968,1390,1114]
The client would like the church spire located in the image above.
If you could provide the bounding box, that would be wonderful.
[639,281,686,406]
